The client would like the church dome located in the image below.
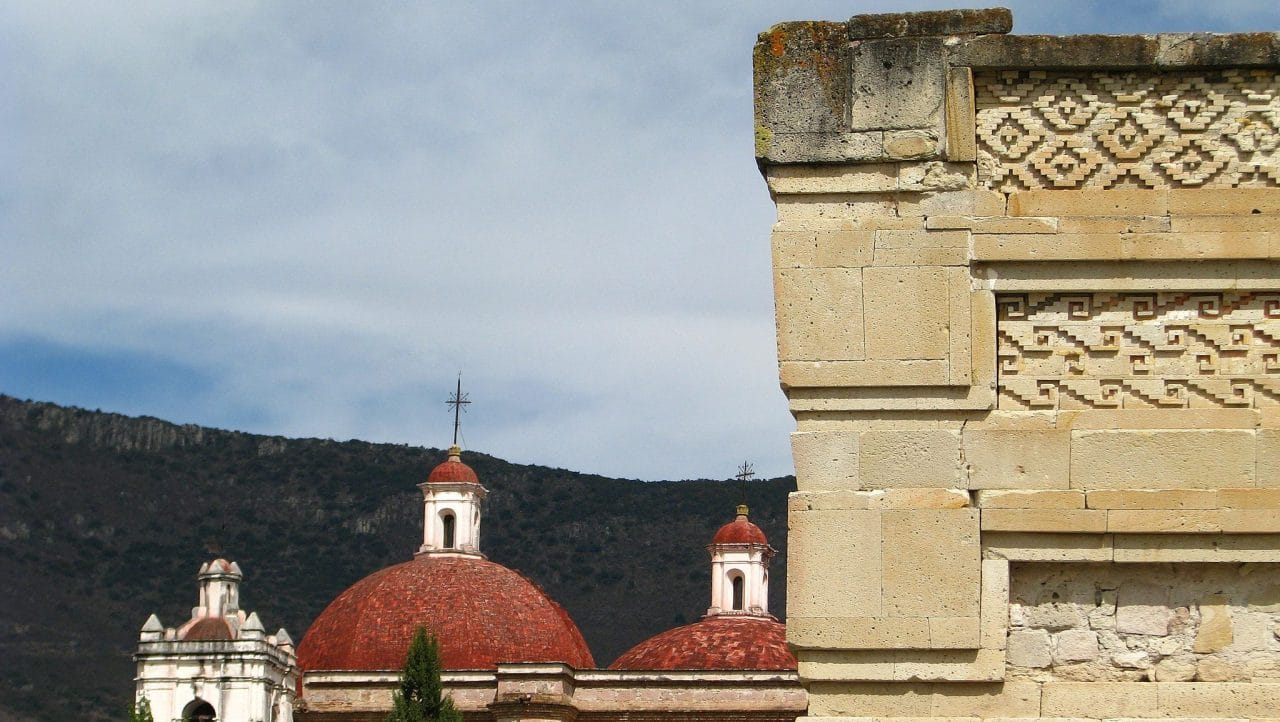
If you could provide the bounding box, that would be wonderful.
[297,555,594,671]
[426,446,480,484]
[711,507,769,545]
[608,616,795,671]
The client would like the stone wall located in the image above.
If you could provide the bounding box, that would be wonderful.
[754,8,1280,722]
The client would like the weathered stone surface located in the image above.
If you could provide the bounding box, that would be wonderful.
[1194,594,1234,653]
[849,38,947,132]
[847,8,1013,39]
[1052,629,1099,663]
[1006,628,1051,667]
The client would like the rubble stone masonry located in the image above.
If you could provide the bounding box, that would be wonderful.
[754,7,1280,721]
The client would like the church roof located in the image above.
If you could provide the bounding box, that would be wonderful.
[297,555,594,672]
[608,616,795,671]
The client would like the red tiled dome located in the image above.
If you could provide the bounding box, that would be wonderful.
[711,517,769,545]
[297,556,594,672]
[608,616,795,671]
[426,455,480,484]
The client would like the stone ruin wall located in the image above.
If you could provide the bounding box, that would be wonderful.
[754,8,1280,722]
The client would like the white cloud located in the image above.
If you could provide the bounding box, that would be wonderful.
[3,1,1278,479]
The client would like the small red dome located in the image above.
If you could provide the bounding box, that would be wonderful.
[609,616,795,671]
[711,517,769,546]
[426,450,480,484]
[180,617,234,641]
[297,556,594,672]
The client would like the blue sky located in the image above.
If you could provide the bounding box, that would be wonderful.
[4,1,1279,480]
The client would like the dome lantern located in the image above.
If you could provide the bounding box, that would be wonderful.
[417,445,487,558]
[706,504,774,617]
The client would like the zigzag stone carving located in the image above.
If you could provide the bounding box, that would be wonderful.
[975,70,1280,191]
[997,292,1280,409]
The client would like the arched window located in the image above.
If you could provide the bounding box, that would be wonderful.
[731,574,745,611]
[441,512,456,549]
[182,699,216,722]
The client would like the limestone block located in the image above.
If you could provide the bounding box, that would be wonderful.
[872,229,969,266]
[780,359,950,388]
[945,66,976,162]
[928,678,1041,718]
[882,509,980,619]
[1006,628,1051,667]
[947,267,974,385]
[928,617,980,648]
[788,616,929,650]
[791,489,970,512]
[964,430,1070,490]
[1008,190,1168,217]
[816,230,878,267]
[883,130,940,159]
[1168,188,1280,215]
[1196,657,1248,681]
[1086,489,1222,510]
[1057,215,1170,234]
[848,38,946,132]
[897,163,974,193]
[1040,682,1158,718]
[1193,594,1234,653]
[975,490,1084,509]
[980,559,1009,650]
[766,164,898,195]
[1153,655,1198,681]
[982,532,1113,562]
[804,682,931,718]
[791,431,859,492]
[1156,682,1280,718]
[981,509,1106,533]
[970,217,1058,234]
[772,230,820,268]
[1059,408,1260,430]
[1115,582,1173,636]
[774,268,865,361]
[1175,214,1280,231]
[775,193,897,223]
[1052,629,1099,663]
[1069,430,1256,489]
[1113,533,1280,563]
[859,429,962,488]
[1258,429,1280,488]
[787,508,882,619]
[863,266,949,360]
[1108,509,1280,533]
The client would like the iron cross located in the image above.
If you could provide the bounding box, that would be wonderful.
[446,374,470,446]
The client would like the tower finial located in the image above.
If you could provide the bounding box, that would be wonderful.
[734,461,755,508]
[446,373,471,447]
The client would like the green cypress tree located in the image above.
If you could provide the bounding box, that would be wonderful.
[128,696,154,722]
[386,626,461,722]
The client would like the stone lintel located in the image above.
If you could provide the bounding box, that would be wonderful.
[755,8,1280,165]
[848,7,1013,40]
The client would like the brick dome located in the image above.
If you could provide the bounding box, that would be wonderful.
[426,448,480,484]
[297,555,594,672]
[711,516,769,545]
[608,616,795,671]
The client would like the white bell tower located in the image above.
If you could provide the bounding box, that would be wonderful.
[135,559,297,722]
[706,504,775,618]
[417,445,487,557]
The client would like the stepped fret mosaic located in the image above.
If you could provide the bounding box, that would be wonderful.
[997,292,1280,409]
[975,70,1280,190]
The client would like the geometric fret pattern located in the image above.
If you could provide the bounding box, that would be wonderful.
[975,70,1280,191]
[996,292,1280,409]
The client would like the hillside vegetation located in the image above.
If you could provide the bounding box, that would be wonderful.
[0,395,793,722]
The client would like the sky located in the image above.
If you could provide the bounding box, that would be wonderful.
[4,1,1280,481]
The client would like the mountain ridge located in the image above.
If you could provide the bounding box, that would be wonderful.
[0,394,794,722]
